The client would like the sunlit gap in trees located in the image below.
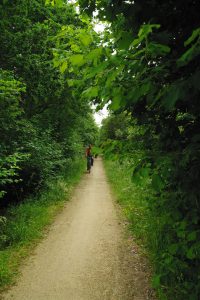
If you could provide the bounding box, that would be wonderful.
[91,16,112,127]
[68,0,79,13]
[68,1,109,127]
[92,9,110,35]
[124,0,135,4]
[93,102,110,127]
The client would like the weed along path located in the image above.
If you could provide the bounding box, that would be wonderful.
[2,158,155,300]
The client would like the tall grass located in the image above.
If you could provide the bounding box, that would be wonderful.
[104,159,163,295]
[0,158,85,290]
[104,159,152,247]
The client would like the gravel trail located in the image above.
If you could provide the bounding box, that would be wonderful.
[2,158,154,300]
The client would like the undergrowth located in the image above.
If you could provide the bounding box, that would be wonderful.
[0,158,85,290]
[104,159,164,297]
[104,158,165,299]
[104,158,200,300]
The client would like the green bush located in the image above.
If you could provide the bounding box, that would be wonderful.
[104,154,200,300]
[0,0,98,204]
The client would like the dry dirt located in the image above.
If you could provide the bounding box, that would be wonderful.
[1,158,155,300]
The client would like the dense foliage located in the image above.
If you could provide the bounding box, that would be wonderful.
[0,0,98,205]
[51,0,200,299]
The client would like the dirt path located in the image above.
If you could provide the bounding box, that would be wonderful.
[2,158,155,300]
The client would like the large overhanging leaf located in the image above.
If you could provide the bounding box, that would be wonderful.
[82,86,99,99]
[147,42,171,56]
[69,54,85,67]
[78,32,92,47]
[177,27,200,67]
[162,83,185,111]
[116,31,134,50]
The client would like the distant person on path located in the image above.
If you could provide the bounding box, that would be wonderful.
[85,144,92,173]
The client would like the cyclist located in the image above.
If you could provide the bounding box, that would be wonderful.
[85,144,92,173]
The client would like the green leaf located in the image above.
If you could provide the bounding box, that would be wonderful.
[127,87,143,104]
[70,44,81,53]
[109,87,124,111]
[130,48,145,59]
[69,54,85,67]
[162,84,184,110]
[46,0,63,7]
[177,44,200,67]
[82,86,99,99]
[131,37,141,47]
[85,62,108,79]
[147,42,171,56]
[168,243,178,255]
[185,28,200,46]
[186,247,196,259]
[105,66,124,88]
[132,163,151,186]
[53,58,60,68]
[138,24,160,39]
[59,61,68,73]
[78,32,92,47]
[187,231,197,241]
[87,48,103,61]
[55,0,63,7]
[131,24,160,48]
[117,31,133,50]
[67,79,74,87]
[109,96,121,111]
[79,13,90,25]
[152,174,164,192]
[140,82,152,95]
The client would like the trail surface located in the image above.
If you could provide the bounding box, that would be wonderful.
[2,158,154,300]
